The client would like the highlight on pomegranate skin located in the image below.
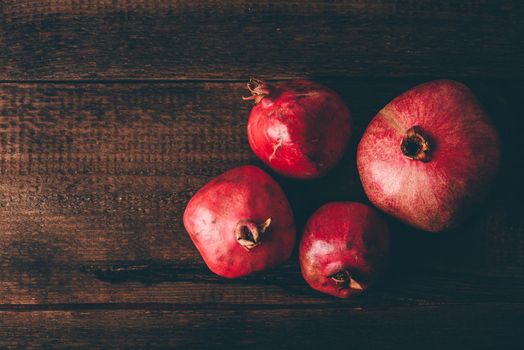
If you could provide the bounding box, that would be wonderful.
[244,79,352,179]
[299,202,390,299]
[183,165,296,278]
[357,80,501,232]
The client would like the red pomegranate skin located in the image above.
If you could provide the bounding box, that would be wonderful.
[245,79,352,179]
[357,80,500,232]
[300,202,390,298]
[183,165,295,278]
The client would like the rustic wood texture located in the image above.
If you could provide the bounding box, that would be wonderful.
[0,0,523,80]
[0,81,522,312]
[1,0,524,348]
[1,304,523,349]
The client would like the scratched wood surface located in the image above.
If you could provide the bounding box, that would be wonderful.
[0,1,523,349]
[1,304,524,349]
[0,0,523,80]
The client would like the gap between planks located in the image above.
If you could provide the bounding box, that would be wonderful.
[0,77,523,85]
[0,301,480,312]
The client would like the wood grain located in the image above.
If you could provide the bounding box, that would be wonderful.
[0,80,522,308]
[0,1,522,347]
[0,0,523,80]
[1,304,523,349]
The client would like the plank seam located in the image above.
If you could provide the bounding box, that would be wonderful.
[0,301,481,312]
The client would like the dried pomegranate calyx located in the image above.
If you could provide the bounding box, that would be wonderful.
[328,270,364,291]
[243,78,273,104]
[401,125,431,162]
[235,218,272,250]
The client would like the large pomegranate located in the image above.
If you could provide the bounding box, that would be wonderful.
[183,165,295,278]
[357,80,500,232]
[299,202,390,298]
[245,79,351,179]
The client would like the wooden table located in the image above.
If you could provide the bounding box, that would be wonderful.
[0,1,523,348]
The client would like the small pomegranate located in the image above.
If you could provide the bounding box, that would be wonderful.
[183,165,295,278]
[357,80,500,232]
[244,79,352,179]
[299,202,390,298]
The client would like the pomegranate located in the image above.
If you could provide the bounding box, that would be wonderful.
[244,79,351,179]
[357,80,500,232]
[183,165,295,278]
[299,202,390,298]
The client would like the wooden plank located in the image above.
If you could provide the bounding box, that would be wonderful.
[0,1,522,80]
[0,80,522,306]
[0,304,523,349]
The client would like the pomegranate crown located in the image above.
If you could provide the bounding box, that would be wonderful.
[242,78,272,104]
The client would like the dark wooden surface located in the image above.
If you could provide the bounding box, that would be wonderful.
[0,1,523,349]
[1,0,523,80]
